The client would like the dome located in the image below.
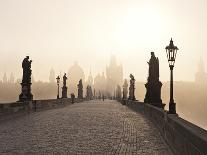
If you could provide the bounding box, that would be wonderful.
[68,62,85,83]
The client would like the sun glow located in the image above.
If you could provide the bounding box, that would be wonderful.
[117,5,165,49]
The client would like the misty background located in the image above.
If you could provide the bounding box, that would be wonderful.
[0,0,207,130]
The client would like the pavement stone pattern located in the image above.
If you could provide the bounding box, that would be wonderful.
[0,100,173,155]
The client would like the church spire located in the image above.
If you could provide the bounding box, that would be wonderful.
[198,58,204,73]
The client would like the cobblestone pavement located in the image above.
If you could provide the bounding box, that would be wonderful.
[0,100,173,155]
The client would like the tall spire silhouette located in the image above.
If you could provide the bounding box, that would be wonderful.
[195,58,207,83]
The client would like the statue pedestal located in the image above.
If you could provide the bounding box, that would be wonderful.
[144,81,163,108]
[128,88,136,101]
[78,91,83,99]
[62,86,68,98]
[19,82,33,102]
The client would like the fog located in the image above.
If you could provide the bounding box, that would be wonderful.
[1,0,207,82]
[0,0,207,130]
[0,56,207,130]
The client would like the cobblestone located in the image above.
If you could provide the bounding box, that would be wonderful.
[0,100,173,155]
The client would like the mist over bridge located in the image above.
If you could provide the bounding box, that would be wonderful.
[0,40,207,155]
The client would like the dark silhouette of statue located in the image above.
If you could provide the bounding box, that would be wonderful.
[102,94,105,101]
[86,85,93,100]
[62,73,68,98]
[122,79,128,99]
[98,90,101,99]
[128,74,136,101]
[116,85,122,99]
[19,56,33,101]
[77,79,83,99]
[144,52,164,108]
[71,93,75,103]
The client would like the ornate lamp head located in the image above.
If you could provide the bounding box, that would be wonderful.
[165,38,179,68]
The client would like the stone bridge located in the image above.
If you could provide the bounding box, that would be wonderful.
[0,99,206,155]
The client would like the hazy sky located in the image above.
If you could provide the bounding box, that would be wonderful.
[0,0,207,82]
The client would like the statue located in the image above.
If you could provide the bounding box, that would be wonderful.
[86,85,93,100]
[122,79,128,99]
[128,74,136,101]
[116,85,122,99]
[62,73,68,98]
[98,90,101,99]
[144,52,164,108]
[77,79,83,99]
[19,56,33,101]
[71,93,75,103]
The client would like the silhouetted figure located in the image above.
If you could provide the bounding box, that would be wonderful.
[86,85,93,100]
[122,79,128,99]
[77,79,83,99]
[3,73,7,83]
[71,93,75,103]
[128,74,136,101]
[102,95,105,101]
[19,56,33,101]
[62,73,68,98]
[144,52,164,108]
[9,72,15,83]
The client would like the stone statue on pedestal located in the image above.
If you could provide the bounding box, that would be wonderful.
[122,79,128,99]
[71,93,75,103]
[116,85,122,99]
[128,74,136,101]
[62,73,68,98]
[19,56,33,101]
[144,52,164,108]
[86,85,93,100]
[77,79,83,99]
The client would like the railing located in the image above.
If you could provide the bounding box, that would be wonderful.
[0,98,86,121]
[120,99,207,155]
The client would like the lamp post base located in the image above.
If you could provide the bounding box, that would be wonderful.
[168,102,176,114]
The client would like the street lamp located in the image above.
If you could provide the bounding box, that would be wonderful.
[165,38,179,114]
[56,76,60,99]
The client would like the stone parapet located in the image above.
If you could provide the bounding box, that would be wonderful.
[0,98,86,121]
[120,99,207,155]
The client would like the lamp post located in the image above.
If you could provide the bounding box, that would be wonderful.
[56,76,60,99]
[165,38,179,114]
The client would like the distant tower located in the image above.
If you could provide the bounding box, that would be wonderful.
[9,72,15,83]
[49,68,55,83]
[122,79,128,99]
[106,55,123,96]
[3,73,7,83]
[87,70,93,86]
[68,62,85,96]
[195,58,207,83]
